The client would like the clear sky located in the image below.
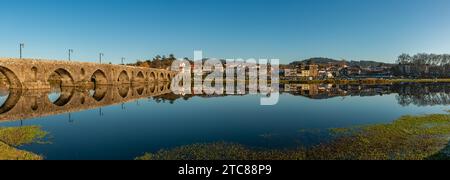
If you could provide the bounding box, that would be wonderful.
[1,0,450,64]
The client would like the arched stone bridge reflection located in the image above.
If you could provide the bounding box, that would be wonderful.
[0,58,176,89]
[0,83,172,122]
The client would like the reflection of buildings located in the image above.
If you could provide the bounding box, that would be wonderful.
[161,82,450,107]
[284,65,319,80]
[166,82,450,107]
[2,81,449,122]
[282,62,393,80]
[0,83,172,122]
[282,83,450,106]
[283,84,348,99]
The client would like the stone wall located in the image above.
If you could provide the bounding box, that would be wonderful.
[0,58,177,89]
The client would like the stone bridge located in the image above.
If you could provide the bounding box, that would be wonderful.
[0,83,173,122]
[0,58,177,89]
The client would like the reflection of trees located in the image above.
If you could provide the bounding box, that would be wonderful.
[283,84,392,99]
[282,83,450,106]
[394,83,450,107]
[182,83,450,106]
[154,83,450,106]
[153,93,232,104]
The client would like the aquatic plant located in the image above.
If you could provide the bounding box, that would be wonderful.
[0,142,43,160]
[0,126,48,160]
[137,114,450,160]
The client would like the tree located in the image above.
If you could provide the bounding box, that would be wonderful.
[397,53,411,64]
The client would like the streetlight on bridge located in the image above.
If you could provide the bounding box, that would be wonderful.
[19,43,25,59]
[99,53,104,64]
[68,49,74,61]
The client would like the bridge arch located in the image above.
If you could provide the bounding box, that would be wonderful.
[31,67,38,82]
[159,83,165,92]
[81,68,86,76]
[159,72,165,81]
[135,71,145,83]
[91,69,109,86]
[118,70,130,84]
[118,85,130,98]
[31,97,38,111]
[0,89,22,114]
[48,68,74,87]
[0,66,22,89]
[149,72,156,82]
[136,86,145,95]
[51,88,75,107]
[90,86,108,102]
[149,84,156,94]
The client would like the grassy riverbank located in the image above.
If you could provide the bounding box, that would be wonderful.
[137,112,450,160]
[280,78,450,84]
[0,126,47,160]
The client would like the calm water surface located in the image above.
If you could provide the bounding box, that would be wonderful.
[0,83,449,160]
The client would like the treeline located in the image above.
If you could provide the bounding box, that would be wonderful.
[131,54,184,70]
[289,57,393,68]
[392,53,450,78]
[130,54,228,70]
[397,53,450,66]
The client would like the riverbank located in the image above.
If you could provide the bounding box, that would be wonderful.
[137,112,450,160]
[280,78,450,84]
[0,126,47,160]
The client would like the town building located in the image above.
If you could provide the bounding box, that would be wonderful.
[284,64,319,80]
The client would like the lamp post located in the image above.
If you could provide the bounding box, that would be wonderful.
[99,53,104,64]
[19,43,25,59]
[68,49,74,61]
[121,57,125,65]
[68,113,74,123]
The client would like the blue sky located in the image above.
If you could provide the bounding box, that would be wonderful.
[1,0,450,64]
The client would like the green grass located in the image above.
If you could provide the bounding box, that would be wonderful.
[0,126,48,160]
[0,142,43,160]
[137,114,450,160]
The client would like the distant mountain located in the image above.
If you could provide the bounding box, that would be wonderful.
[290,57,342,66]
[349,60,394,67]
[289,57,393,67]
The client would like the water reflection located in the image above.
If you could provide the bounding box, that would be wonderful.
[164,83,450,107]
[0,88,22,114]
[1,82,450,122]
[48,87,75,107]
[0,87,9,109]
[0,82,172,122]
[90,86,108,102]
[284,83,450,107]
[136,113,450,160]
[394,83,450,106]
